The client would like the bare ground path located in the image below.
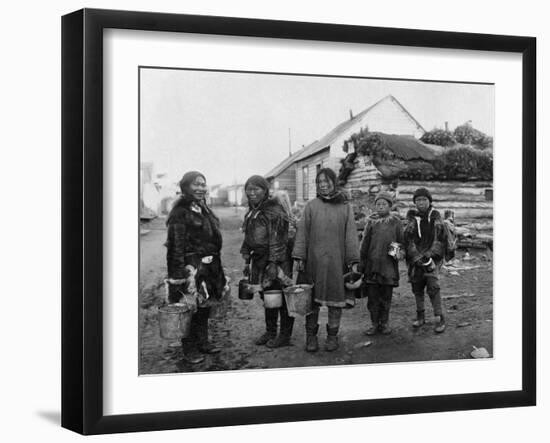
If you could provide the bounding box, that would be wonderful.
[139,208,493,375]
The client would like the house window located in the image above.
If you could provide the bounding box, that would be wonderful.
[316,164,321,176]
[302,166,309,200]
[485,189,493,201]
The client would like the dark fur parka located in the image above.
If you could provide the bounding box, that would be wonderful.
[240,197,290,285]
[404,207,447,281]
[165,196,225,300]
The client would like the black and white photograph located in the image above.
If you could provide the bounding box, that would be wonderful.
[1,0,546,440]
[139,68,495,374]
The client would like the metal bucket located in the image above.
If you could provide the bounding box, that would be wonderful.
[207,278,232,318]
[158,303,193,340]
[238,279,254,300]
[344,272,363,299]
[283,284,313,317]
[263,290,283,308]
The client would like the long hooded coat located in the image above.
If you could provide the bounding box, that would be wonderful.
[293,197,360,307]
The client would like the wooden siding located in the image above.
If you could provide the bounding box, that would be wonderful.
[295,150,330,201]
[273,164,297,203]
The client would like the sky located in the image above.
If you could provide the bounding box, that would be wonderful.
[140,68,494,186]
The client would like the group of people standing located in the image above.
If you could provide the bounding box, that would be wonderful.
[164,169,448,364]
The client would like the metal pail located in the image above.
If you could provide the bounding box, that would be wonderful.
[238,279,254,300]
[344,272,363,299]
[158,304,193,339]
[263,290,283,308]
[283,284,313,317]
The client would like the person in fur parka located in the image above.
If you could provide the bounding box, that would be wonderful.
[241,175,294,348]
[165,171,226,364]
[403,187,447,333]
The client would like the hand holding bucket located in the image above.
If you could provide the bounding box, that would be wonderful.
[283,270,313,317]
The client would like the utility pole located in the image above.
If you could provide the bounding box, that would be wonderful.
[288,128,292,156]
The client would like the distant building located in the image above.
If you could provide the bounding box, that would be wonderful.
[140,162,160,219]
[226,184,246,206]
[140,162,177,218]
[208,184,229,206]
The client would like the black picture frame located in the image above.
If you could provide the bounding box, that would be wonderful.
[61,8,536,435]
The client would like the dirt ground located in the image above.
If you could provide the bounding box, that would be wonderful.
[139,207,493,375]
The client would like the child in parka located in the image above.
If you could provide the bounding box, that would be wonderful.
[359,192,404,335]
[404,187,447,333]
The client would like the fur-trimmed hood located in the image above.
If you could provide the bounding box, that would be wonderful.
[245,196,286,219]
[406,207,441,222]
[316,190,348,204]
[167,196,219,226]
[367,212,401,225]
[405,207,443,240]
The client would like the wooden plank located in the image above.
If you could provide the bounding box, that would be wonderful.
[400,180,493,188]
[396,201,492,209]
[440,208,493,219]
[399,186,489,195]
[397,193,487,202]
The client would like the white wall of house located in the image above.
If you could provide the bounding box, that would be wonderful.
[359,97,424,138]
[328,97,425,161]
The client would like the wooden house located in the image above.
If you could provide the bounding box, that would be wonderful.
[265,95,426,203]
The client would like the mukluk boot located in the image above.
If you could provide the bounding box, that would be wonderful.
[305,325,319,352]
[325,325,339,352]
[180,338,205,364]
[412,310,426,328]
[434,314,446,333]
[256,308,278,345]
[267,312,294,348]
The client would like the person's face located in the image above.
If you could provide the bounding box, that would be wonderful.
[375,199,391,216]
[415,196,430,212]
[246,184,266,205]
[189,176,207,201]
[317,174,335,196]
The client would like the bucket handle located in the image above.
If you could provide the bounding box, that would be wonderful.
[163,278,194,311]
[276,266,294,287]
[288,269,312,287]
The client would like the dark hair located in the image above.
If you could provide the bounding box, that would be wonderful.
[413,187,433,203]
[315,167,348,203]
[315,167,337,187]
[179,171,206,196]
[244,175,270,193]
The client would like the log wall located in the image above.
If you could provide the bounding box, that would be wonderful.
[397,180,493,223]
[343,155,493,225]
